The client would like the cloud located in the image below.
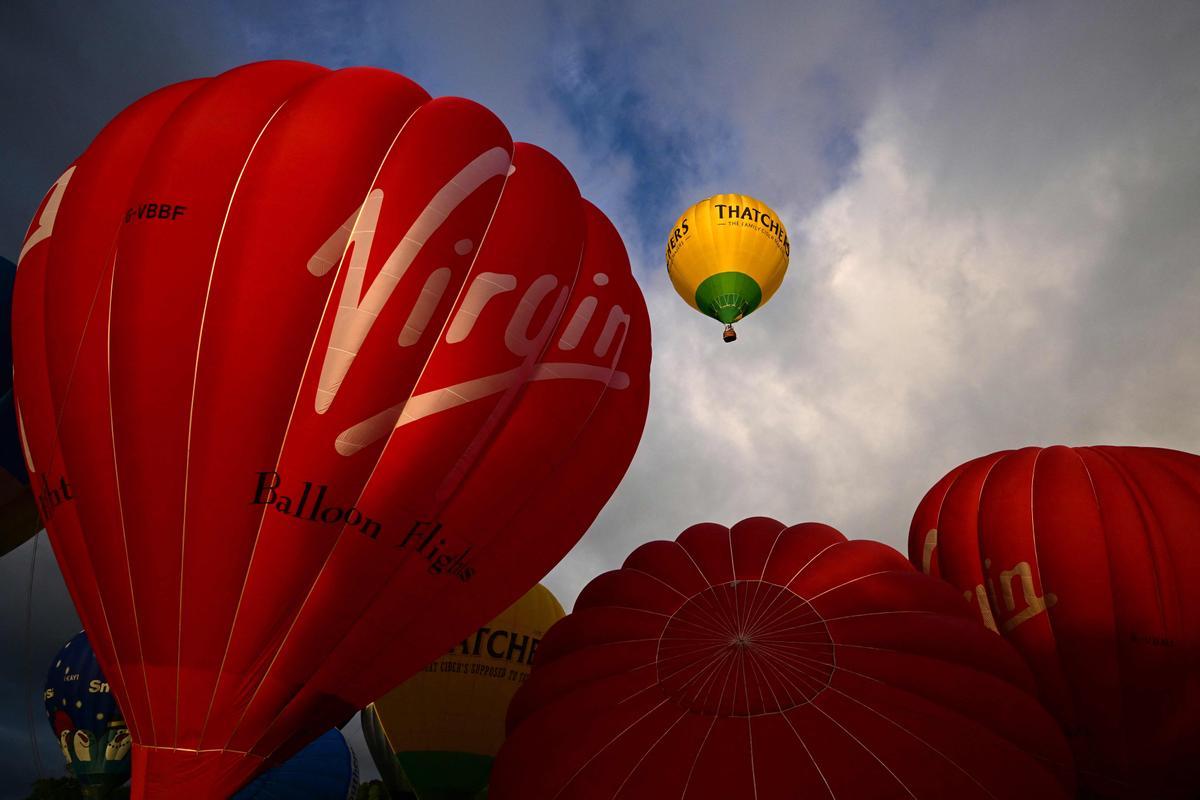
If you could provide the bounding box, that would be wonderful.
[0,3,242,256]
[545,0,1200,599]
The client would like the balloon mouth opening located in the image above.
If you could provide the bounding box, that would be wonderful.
[694,272,762,325]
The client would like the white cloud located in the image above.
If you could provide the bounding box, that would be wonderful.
[546,0,1200,605]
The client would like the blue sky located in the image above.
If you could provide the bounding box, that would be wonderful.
[0,1,960,262]
[2,0,1199,794]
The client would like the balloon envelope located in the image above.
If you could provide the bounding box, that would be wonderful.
[492,517,1074,799]
[910,445,1200,797]
[44,631,131,799]
[369,584,564,798]
[233,729,358,800]
[0,255,40,557]
[14,60,650,797]
[665,194,789,336]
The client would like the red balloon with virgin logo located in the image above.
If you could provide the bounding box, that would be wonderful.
[491,517,1074,799]
[12,60,650,797]
[910,446,1200,797]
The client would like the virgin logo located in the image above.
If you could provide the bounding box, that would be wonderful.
[17,159,635,465]
[19,166,75,264]
[307,149,634,457]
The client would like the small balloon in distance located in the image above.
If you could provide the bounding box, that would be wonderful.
[44,631,131,800]
[665,194,790,343]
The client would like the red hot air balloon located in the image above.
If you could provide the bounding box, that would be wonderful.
[491,517,1074,800]
[910,446,1200,798]
[12,60,650,797]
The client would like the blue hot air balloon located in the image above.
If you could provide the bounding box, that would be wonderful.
[43,631,131,799]
[234,728,359,799]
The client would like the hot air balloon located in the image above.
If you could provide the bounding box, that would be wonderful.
[910,445,1200,798]
[44,631,132,799]
[665,194,789,342]
[0,255,40,558]
[491,517,1074,799]
[13,60,650,797]
[368,584,564,799]
[233,729,359,800]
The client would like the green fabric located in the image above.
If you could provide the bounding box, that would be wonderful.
[67,725,129,800]
[694,271,762,324]
[397,751,493,800]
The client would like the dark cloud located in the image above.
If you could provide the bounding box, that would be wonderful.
[2,3,231,256]
[0,0,412,256]
[0,535,80,797]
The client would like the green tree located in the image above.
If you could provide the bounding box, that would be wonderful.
[355,780,391,800]
[24,777,81,800]
[23,776,130,800]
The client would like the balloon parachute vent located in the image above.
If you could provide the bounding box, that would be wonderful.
[722,325,737,343]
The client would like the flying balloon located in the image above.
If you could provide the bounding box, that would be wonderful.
[665,194,789,342]
[44,631,131,799]
[368,584,564,799]
[233,729,358,800]
[910,445,1200,798]
[0,256,40,558]
[13,60,650,797]
[492,517,1074,799]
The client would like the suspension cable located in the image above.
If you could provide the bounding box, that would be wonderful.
[24,530,45,779]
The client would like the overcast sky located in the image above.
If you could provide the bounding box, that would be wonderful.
[2,0,1198,794]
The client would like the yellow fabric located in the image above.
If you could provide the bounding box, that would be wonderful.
[665,193,790,310]
[372,584,565,758]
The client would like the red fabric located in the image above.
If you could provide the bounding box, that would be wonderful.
[910,446,1200,798]
[13,60,650,797]
[492,517,1074,800]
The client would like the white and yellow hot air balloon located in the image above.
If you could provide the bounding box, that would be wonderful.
[665,193,790,342]
[364,584,565,799]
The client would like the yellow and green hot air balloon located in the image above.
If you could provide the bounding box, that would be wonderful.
[365,584,565,800]
[665,193,790,342]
